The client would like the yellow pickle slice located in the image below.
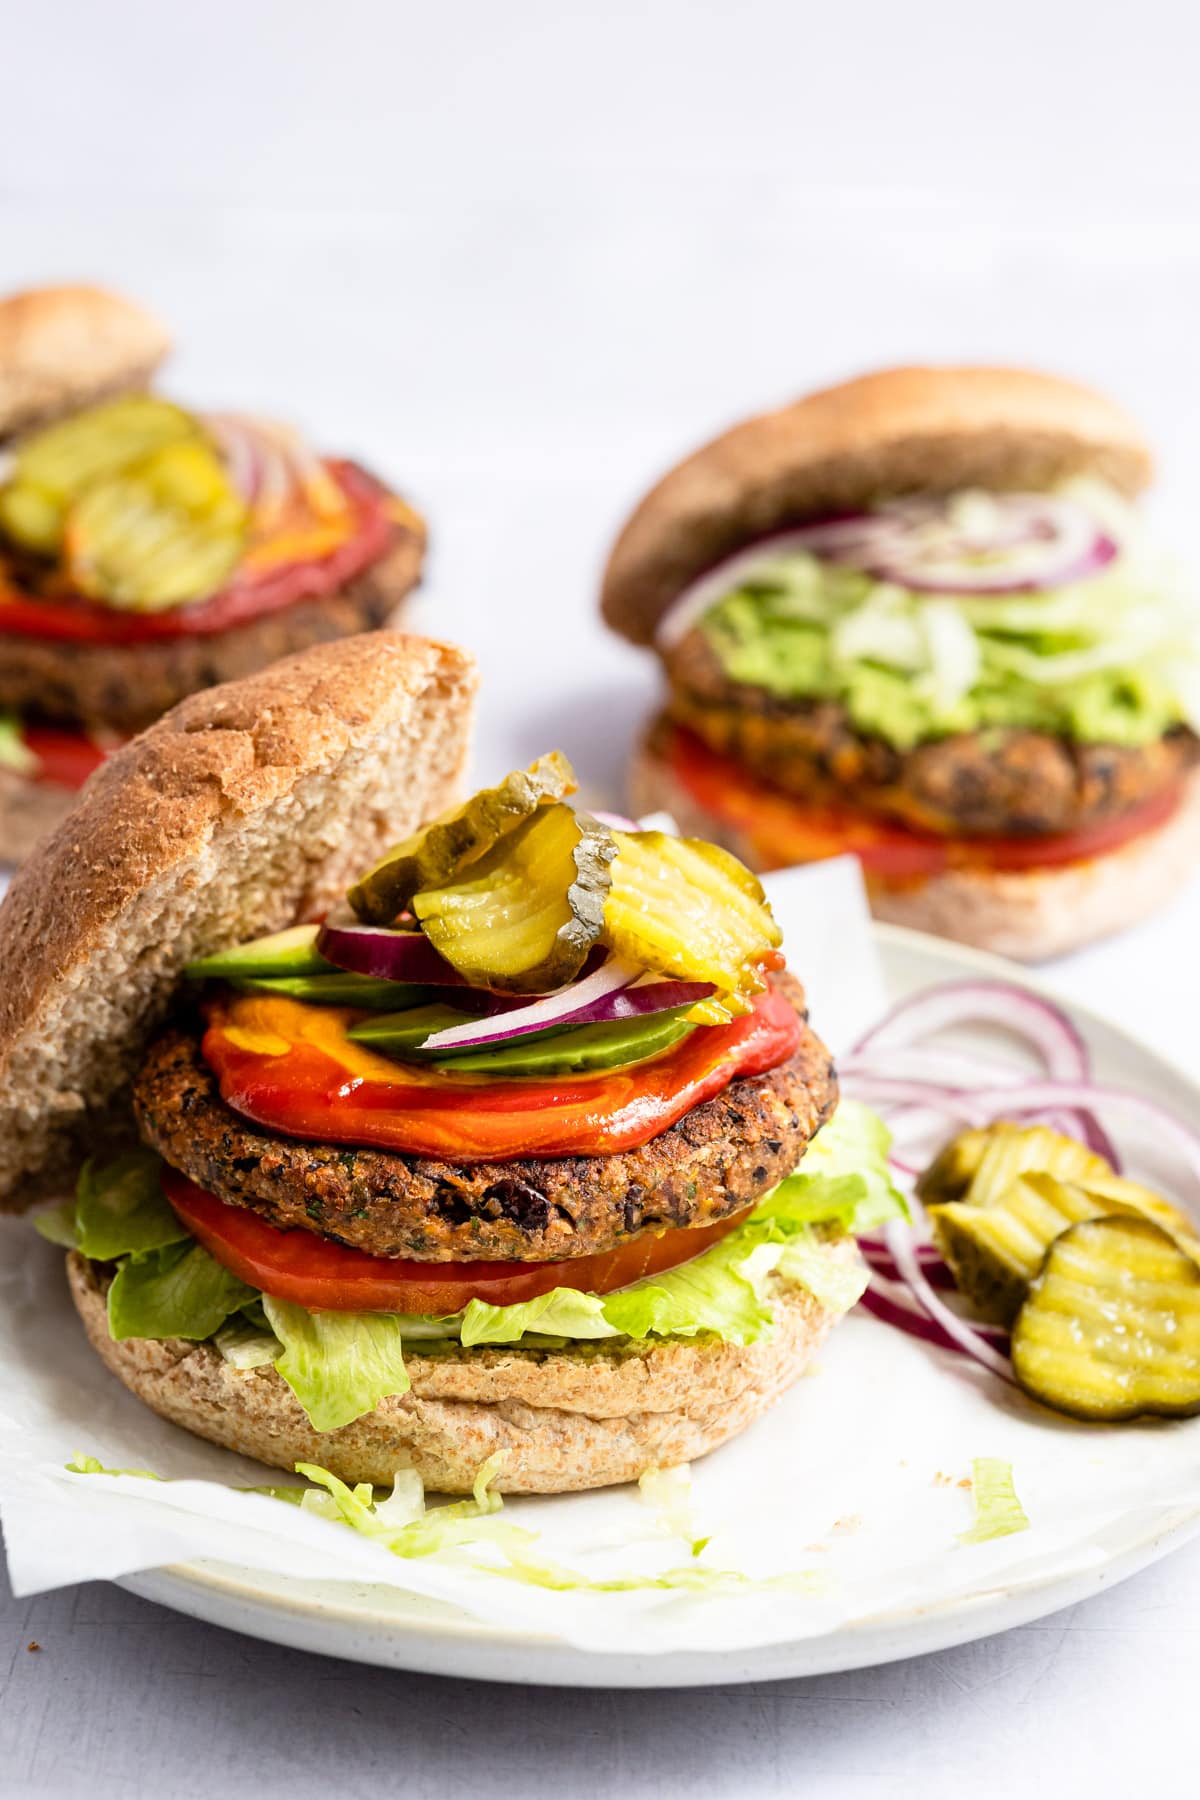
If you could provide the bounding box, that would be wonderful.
[1012,1216,1200,1421]
[412,803,617,993]
[64,438,247,609]
[0,396,202,555]
[604,831,782,1019]
[349,752,577,925]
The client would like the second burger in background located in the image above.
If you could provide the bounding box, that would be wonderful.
[602,366,1200,959]
[0,283,426,860]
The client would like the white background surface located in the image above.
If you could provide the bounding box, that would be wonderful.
[2,0,1199,1793]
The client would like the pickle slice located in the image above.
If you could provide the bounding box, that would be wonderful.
[914,1128,991,1205]
[0,396,201,555]
[348,752,577,925]
[1012,1216,1200,1421]
[962,1122,1112,1207]
[927,1172,1186,1327]
[65,438,247,609]
[412,804,617,994]
[604,831,782,1018]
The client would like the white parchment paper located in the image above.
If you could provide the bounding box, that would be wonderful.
[2,857,1198,1655]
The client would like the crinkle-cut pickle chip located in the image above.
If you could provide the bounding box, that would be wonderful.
[604,830,782,1021]
[1012,1216,1200,1421]
[65,438,248,610]
[914,1127,991,1206]
[348,752,577,925]
[929,1171,1200,1328]
[0,395,202,555]
[962,1122,1114,1208]
[412,803,616,994]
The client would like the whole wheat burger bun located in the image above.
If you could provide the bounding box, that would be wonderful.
[0,284,172,439]
[69,1253,851,1493]
[631,734,1200,963]
[0,629,479,1212]
[602,365,1154,647]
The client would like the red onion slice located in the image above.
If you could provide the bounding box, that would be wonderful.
[419,968,715,1052]
[655,494,1119,648]
[883,1223,1015,1381]
[317,922,471,987]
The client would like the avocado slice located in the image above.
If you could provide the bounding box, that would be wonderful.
[185,924,331,981]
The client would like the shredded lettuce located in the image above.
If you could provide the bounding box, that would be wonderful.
[62,1101,903,1433]
[697,482,1200,751]
[957,1457,1030,1545]
[67,1452,821,1595]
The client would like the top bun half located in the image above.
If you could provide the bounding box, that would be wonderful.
[0,631,479,1211]
[600,365,1154,646]
[0,283,172,439]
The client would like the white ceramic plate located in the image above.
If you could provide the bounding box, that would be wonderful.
[112,924,1200,1686]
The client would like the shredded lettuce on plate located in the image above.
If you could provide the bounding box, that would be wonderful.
[42,1101,904,1433]
[957,1457,1031,1545]
[65,1452,822,1595]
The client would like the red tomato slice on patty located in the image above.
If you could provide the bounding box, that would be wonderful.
[668,723,1184,879]
[162,1166,753,1314]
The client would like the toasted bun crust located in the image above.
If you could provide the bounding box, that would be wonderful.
[602,365,1154,645]
[0,285,171,438]
[631,736,1200,962]
[0,632,478,1211]
[68,1250,852,1493]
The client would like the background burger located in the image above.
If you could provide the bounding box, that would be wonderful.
[1,632,896,1494]
[0,283,426,861]
[602,366,1200,959]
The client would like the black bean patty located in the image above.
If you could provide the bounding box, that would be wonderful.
[0,524,423,735]
[665,630,1196,838]
[132,975,838,1264]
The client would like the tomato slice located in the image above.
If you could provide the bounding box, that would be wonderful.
[0,462,401,645]
[162,1166,753,1314]
[667,723,1184,879]
[201,981,802,1162]
[21,723,115,790]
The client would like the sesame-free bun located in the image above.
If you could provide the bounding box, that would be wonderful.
[631,734,1200,963]
[68,1252,852,1493]
[0,284,172,438]
[601,365,1154,646]
[0,631,478,1211]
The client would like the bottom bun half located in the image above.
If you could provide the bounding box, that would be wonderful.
[631,736,1200,963]
[69,1248,852,1494]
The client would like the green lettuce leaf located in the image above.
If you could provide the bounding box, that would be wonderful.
[263,1297,412,1432]
[75,1150,190,1260]
[108,1241,255,1341]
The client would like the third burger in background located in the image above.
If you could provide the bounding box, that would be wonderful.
[601,365,1200,959]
